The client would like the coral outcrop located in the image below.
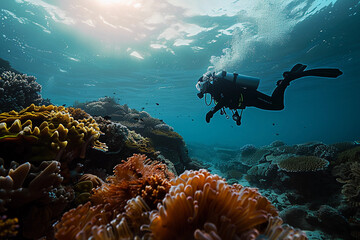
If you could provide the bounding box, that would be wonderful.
[55,160,307,240]
[277,156,329,172]
[0,71,49,113]
[0,104,107,163]
[74,97,191,173]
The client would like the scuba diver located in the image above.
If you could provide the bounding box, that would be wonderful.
[196,64,342,125]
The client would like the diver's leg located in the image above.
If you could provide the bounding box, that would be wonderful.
[245,85,287,110]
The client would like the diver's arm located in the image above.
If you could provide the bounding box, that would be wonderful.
[206,100,224,123]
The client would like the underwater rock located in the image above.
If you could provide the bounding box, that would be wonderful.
[246,162,278,186]
[269,140,286,147]
[316,205,350,237]
[280,206,314,230]
[238,148,270,166]
[239,144,257,156]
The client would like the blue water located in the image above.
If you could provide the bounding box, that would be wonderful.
[1,0,360,148]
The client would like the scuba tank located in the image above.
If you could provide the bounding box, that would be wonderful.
[215,71,260,90]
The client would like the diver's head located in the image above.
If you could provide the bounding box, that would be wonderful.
[196,72,214,98]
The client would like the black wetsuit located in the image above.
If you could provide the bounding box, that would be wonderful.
[203,64,342,123]
[206,78,287,123]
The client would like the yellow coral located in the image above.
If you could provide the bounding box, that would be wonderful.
[125,130,155,154]
[277,156,329,172]
[0,216,19,238]
[0,104,107,162]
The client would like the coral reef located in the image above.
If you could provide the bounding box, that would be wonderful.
[74,97,191,173]
[56,164,307,240]
[0,104,107,163]
[277,156,329,172]
[0,71,50,113]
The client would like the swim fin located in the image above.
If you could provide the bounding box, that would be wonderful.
[283,64,342,82]
[300,68,343,78]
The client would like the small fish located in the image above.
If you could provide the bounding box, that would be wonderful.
[103,115,111,120]
[275,133,279,136]
[160,119,164,122]
[62,104,66,107]
[156,103,159,106]
[272,123,275,126]
[141,107,145,110]
[191,119,194,121]
[113,92,116,94]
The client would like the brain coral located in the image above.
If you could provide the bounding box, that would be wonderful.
[146,169,279,239]
[0,104,107,162]
[0,71,45,113]
[277,156,329,172]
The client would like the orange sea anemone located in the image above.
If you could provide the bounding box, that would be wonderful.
[91,154,174,215]
[145,169,278,240]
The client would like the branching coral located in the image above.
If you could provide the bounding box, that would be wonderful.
[145,169,279,240]
[277,156,329,172]
[0,71,44,113]
[0,160,63,210]
[333,161,360,204]
[0,104,107,163]
[0,159,74,238]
